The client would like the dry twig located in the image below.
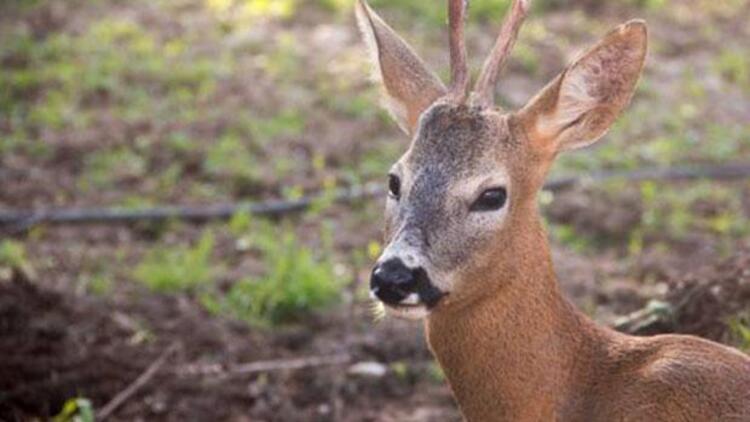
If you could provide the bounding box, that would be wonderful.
[96,343,180,421]
[179,353,351,378]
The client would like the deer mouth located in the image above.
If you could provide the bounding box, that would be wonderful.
[380,290,448,320]
[384,302,431,320]
[369,291,429,319]
[369,258,447,320]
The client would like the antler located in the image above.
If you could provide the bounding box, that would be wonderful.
[473,0,530,107]
[448,0,470,102]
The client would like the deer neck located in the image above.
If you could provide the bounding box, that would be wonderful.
[425,215,614,420]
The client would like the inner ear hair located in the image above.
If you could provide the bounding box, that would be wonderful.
[517,20,648,154]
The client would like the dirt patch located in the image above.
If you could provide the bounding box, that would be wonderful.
[0,271,458,421]
[2,248,749,421]
[621,248,750,346]
[660,248,750,343]
[4,246,749,421]
[547,185,643,245]
[0,272,139,419]
[0,271,263,421]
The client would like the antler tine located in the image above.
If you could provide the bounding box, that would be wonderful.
[448,0,470,102]
[473,0,530,107]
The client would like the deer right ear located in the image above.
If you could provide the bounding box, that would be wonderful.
[516,20,648,155]
[355,0,447,135]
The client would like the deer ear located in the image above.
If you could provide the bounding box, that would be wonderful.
[355,0,447,135]
[516,20,647,154]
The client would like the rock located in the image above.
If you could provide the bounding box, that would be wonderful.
[348,361,388,378]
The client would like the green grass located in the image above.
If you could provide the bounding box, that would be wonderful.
[638,181,750,240]
[0,13,227,154]
[427,361,446,383]
[546,177,750,257]
[204,133,262,189]
[204,0,298,21]
[258,32,304,82]
[53,397,95,422]
[730,319,750,352]
[202,218,342,326]
[0,240,35,280]
[79,147,147,191]
[622,0,667,10]
[134,231,219,293]
[0,240,30,269]
[551,224,594,254]
[78,272,114,296]
[714,49,750,92]
[249,108,306,145]
[362,0,556,25]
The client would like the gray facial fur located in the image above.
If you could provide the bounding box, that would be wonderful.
[381,103,515,288]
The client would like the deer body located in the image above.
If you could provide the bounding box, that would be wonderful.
[426,210,750,421]
[356,1,750,420]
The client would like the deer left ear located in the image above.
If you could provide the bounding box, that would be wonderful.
[355,0,447,135]
[516,20,648,154]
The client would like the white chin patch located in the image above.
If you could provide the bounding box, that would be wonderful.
[401,292,421,305]
[385,304,430,320]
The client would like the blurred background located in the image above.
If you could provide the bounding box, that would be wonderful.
[0,0,749,420]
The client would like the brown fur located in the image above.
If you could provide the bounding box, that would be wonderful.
[356,2,750,420]
[426,200,750,421]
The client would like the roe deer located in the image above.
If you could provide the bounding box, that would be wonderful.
[356,0,750,420]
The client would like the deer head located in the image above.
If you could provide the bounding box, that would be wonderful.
[358,0,647,319]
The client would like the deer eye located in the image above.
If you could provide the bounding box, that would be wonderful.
[388,174,401,199]
[470,187,507,212]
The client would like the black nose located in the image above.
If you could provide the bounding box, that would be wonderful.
[370,258,417,305]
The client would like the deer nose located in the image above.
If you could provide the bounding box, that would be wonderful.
[370,258,418,305]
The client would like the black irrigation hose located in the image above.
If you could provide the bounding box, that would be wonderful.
[1,163,750,234]
[0,184,384,234]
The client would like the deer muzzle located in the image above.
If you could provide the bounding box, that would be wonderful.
[370,258,444,311]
